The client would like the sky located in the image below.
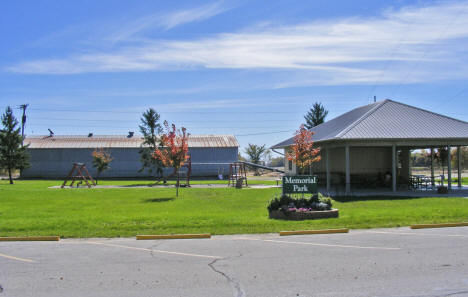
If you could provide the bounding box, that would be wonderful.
[1,0,468,155]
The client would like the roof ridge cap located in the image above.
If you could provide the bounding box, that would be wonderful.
[335,100,388,139]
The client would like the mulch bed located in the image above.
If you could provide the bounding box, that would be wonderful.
[269,209,339,220]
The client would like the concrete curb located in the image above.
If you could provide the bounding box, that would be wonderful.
[136,234,211,240]
[0,236,60,241]
[279,228,349,236]
[410,222,468,229]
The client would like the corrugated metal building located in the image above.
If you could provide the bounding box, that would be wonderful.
[272,99,468,194]
[22,135,239,178]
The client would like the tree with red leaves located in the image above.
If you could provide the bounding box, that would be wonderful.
[153,121,189,196]
[286,124,321,175]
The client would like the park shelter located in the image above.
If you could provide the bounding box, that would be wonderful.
[22,134,238,178]
[272,99,468,195]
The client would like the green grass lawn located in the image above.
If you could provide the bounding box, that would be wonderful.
[442,177,468,185]
[1,180,468,238]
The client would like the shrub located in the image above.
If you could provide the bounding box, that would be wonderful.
[267,193,333,212]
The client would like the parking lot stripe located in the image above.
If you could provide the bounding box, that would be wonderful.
[236,238,400,250]
[0,252,36,263]
[0,236,59,241]
[280,229,349,236]
[137,234,211,240]
[86,241,221,259]
[366,230,468,238]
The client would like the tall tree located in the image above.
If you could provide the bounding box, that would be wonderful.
[139,108,163,178]
[153,121,190,196]
[0,107,30,184]
[92,148,113,185]
[244,144,268,175]
[434,147,448,177]
[304,102,328,129]
[286,124,321,174]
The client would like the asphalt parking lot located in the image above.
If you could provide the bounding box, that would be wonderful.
[1,227,468,297]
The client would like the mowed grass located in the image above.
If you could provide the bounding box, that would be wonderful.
[442,177,468,185]
[1,180,468,238]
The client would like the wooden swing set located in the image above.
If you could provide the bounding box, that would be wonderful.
[61,163,96,188]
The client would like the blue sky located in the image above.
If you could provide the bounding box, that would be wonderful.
[1,0,468,153]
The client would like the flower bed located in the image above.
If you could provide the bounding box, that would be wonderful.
[269,209,339,220]
[267,193,338,220]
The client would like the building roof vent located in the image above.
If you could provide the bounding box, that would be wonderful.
[128,131,134,138]
[88,133,93,137]
[48,128,54,137]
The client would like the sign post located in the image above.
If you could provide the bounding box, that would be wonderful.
[282,175,317,194]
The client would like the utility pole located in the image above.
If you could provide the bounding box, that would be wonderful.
[19,104,28,146]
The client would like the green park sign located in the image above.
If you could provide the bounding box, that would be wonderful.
[282,175,318,194]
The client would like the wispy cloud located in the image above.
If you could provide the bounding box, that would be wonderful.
[159,1,233,30]
[108,1,233,42]
[7,1,468,86]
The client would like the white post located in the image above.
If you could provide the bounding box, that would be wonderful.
[345,145,350,195]
[458,146,462,188]
[430,148,435,188]
[392,145,397,192]
[326,148,330,192]
[447,146,452,191]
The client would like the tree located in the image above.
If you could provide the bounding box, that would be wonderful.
[244,144,268,175]
[152,121,189,196]
[304,102,328,129]
[286,124,321,174]
[237,152,246,162]
[434,147,448,177]
[0,107,30,184]
[139,108,163,178]
[92,148,113,185]
[269,156,285,168]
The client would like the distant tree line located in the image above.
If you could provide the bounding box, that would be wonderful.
[411,148,468,169]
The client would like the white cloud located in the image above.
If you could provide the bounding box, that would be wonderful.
[158,1,232,30]
[7,1,468,86]
[107,1,233,42]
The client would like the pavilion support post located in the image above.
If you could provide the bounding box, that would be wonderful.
[430,148,435,188]
[447,146,452,191]
[400,148,411,187]
[326,148,330,192]
[345,145,350,195]
[392,145,397,192]
[457,146,462,189]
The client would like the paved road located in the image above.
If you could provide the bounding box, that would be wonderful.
[1,227,468,297]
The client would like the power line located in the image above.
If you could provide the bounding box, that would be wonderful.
[28,123,297,129]
[235,130,294,137]
[365,18,417,101]
[388,7,467,98]
[435,87,468,109]
[28,107,301,114]
[27,117,302,123]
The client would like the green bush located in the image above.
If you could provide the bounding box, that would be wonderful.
[267,193,333,212]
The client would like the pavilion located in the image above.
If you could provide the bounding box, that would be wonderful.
[272,99,468,195]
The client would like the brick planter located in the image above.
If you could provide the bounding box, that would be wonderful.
[269,209,339,220]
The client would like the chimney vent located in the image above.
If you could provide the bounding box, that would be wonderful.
[48,128,54,137]
[88,133,93,137]
[128,131,134,138]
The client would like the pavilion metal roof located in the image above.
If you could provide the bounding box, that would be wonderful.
[25,135,239,149]
[272,99,468,148]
